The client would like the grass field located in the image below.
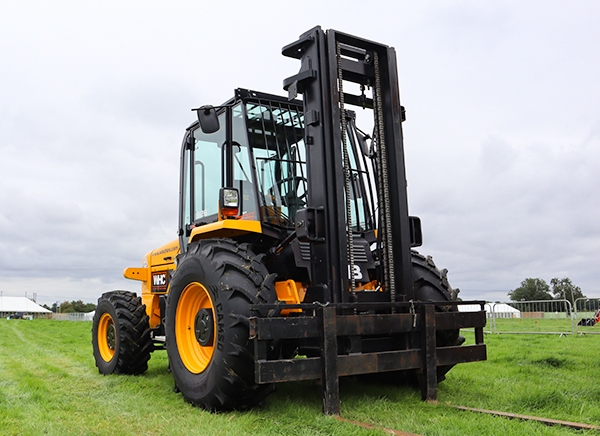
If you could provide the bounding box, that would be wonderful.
[492,317,575,334]
[1,319,599,435]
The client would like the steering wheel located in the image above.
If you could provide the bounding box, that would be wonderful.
[275,176,308,204]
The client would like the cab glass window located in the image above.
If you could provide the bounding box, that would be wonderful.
[246,101,306,227]
[192,113,225,223]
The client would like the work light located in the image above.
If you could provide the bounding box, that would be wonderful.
[219,187,239,218]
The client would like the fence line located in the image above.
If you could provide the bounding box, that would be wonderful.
[1,312,94,321]
[52,312,95,321]
[2,312,53,320]
[574,298,600,335]
[459,300,581,335]
[489,300,574,335]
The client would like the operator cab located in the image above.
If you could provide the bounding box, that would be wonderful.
[179,89,376,252]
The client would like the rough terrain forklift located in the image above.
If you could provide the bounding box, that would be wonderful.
[92,26,487,414]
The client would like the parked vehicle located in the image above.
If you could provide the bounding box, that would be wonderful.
[91,26,487,414]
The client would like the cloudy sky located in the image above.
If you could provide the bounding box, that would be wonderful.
[1,1,599,306]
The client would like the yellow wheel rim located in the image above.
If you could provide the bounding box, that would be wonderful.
[98,312,116,362]
[176,282,216,374]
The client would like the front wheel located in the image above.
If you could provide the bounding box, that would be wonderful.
[165,239,277,411]
[91,291,152,375]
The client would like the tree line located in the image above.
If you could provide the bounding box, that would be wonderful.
[41,300,96,313]
[508,277,587,307]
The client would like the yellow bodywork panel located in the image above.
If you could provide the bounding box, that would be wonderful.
[189,219,262,242]
[123,220,265,328]
[123,240,179,329]
[140,263,177,328]
[150,239,180,266]
[356,280,379,292]
[123,267,148,281]
[275,280,306,315]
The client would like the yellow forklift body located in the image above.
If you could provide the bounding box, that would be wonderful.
[188,220,262,242]
[124,220,266,327]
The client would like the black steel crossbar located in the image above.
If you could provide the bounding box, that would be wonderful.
[250,311,486,339]
[251,300,487,312]
[437,344,487,366]
[436,311,486,330]
[255,345,487,383]
[255,349,422,383]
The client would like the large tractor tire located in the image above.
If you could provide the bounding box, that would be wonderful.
[92,291,152,375]
[363,252,464,386]
[165,238,278,411]
[411,251,465,380]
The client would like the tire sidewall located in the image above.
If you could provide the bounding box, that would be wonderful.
[411,252,460,347]
[92,299,120,374]
[165,253,252,405]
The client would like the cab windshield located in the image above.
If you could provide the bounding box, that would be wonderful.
[182,93,375,234]
[245,101,306,227]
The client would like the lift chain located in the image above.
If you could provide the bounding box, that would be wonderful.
[373,51,396,304]
[336,41,357,303]
[372,93,389,296]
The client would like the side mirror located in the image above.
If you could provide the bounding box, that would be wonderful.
[196,105,220,134]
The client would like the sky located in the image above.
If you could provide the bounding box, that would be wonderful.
[1,1,599,306]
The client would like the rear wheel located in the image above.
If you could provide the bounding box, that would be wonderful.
[165,238,277,411]
[411,251,465,380]
[362,252,463,386]
[92,291,152,375]
[411,251,463,347]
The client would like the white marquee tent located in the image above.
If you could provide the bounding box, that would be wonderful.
[0,296,52,316]
[458,302,521,319]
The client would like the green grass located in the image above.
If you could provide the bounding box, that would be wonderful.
[1,319,599,435]
[492,317,576,334]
